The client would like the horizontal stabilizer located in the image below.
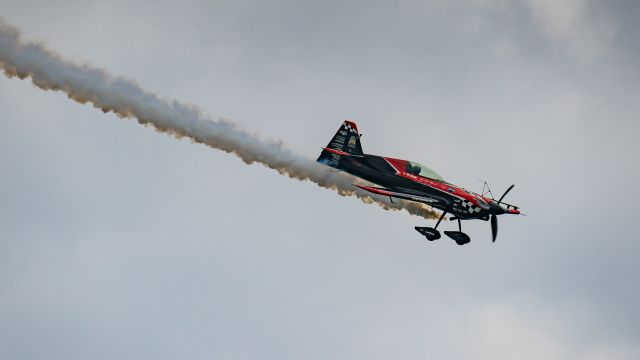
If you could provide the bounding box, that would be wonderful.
[321,147,363,157]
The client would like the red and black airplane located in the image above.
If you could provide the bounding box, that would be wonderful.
[317,121,521,245]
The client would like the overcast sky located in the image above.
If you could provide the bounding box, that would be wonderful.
[1,1,639,359]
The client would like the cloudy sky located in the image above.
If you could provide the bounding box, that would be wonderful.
[1,1,639,359]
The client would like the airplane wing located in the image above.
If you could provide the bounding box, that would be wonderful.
[354,184,449,206]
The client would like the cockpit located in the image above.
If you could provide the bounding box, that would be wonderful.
[404,161,445,182]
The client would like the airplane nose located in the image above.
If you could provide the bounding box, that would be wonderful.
[490,202,506,215]
[490,204,522,215]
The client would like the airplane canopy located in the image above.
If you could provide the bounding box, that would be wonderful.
[405,161,445,181]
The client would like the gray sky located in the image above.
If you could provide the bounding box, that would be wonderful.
[1,1,639,359]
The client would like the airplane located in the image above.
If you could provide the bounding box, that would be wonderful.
[317,121,521,245]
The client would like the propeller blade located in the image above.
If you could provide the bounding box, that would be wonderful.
[491,214,498,242]
[497,184,515,204]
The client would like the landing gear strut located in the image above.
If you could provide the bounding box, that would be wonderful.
[414,211,446,241]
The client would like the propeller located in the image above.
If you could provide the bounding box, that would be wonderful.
[497,184,514,205]
[491,214,498,242]
[491,184,514,242]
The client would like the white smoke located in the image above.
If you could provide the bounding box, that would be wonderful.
[0,19,439,220]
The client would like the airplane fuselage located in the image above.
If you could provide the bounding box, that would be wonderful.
[326,152,498,219]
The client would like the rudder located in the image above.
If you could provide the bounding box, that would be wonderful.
[317,121,364,168]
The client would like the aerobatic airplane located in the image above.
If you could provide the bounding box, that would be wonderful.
[317,121,521,245]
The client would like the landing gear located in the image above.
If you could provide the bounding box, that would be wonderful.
[414,211,446,241]
[415,227,440,240]
[444,218,471,245]
[416,214,471,245]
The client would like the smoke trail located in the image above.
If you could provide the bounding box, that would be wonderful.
[0,20,439,220]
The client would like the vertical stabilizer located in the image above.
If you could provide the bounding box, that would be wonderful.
[317,121,363,168]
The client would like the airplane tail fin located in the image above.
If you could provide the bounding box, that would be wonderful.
[317,120,364,167]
